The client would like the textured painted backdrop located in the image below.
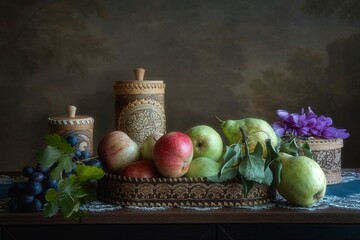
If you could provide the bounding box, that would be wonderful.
[1,0,359,170]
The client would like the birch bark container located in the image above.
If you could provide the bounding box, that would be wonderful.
[114,68,166,145]
[48,105,94,155]
[298,138,343,185]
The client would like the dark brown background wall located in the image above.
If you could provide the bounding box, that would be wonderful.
[1,0,359,171]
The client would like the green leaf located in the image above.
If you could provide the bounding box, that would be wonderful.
[264,139,279,169]
[272,157,282,186]
[59,155,73,173]
[45,188,59,202]
[50,164,63,180]
[219,144,241,177]
[58,192,80,219]
[261,167,273,186]
[58,175,78,194]
[301,142,313,158]
[251,142,263,158]
[76,164,105,183]
[275,135,282,152]
[240,175,254,197]
[44,201,59,217]
[37,146,63,169]
[207,168,238,183]
[49,155,73,180]
[45,134,75,154]
[238,155,265,183]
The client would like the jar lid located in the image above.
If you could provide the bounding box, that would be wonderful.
[48,106,94,125]
[114,68,165,94]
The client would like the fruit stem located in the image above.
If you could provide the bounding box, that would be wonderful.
[77,155,99,163]
[215,116,224,123]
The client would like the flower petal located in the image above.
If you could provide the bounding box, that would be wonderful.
[335,129,350,139]
[297,127,310,136]
[272,122,286,136]
[277,110,289,120]
[321,127,337,139]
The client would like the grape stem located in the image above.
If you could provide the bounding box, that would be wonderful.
[77,156,99,163]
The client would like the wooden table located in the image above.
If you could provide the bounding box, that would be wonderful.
[0,170,360,240]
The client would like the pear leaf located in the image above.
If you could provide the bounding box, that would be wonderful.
[251,142,263,158]
[219,144,241,177]
[261,166,273,186]
[301,142,313,158]
[207,168,238,183]
[265,139,279,169]
[240,175,254,197]
[238,154,265,183]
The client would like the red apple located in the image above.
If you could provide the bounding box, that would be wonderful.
[98,131,140,173]
[120,160,159,178]
[153,131,193,177]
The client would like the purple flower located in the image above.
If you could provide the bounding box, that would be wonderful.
[272,107,350,139]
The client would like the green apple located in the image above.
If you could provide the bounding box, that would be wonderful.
[140,132,163,161]
[185,157,221,178]
[277,153,327,207]
[185,125,223,161]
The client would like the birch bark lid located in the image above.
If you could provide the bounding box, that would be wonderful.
[48,105,94,125]
[114,68,165,94]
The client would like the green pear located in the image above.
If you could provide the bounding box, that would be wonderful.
[185,157,221,178]
[277,154,327,207]
[220,118,278,157]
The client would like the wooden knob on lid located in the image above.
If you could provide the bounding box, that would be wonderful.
[67,105,77,118]
[134,68,145,81]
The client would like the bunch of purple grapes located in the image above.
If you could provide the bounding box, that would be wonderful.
[7,134,102,212]
[66,135,102,174]
[7,164,56,212]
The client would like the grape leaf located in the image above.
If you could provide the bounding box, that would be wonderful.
[44,201,59,217]
[58,192,81,219]
[76,164,105,183]
[49,155,73,180]
[45,134,75,154]
[37,146,64,169]
[58,175,86,198]
[45,188,59,202]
